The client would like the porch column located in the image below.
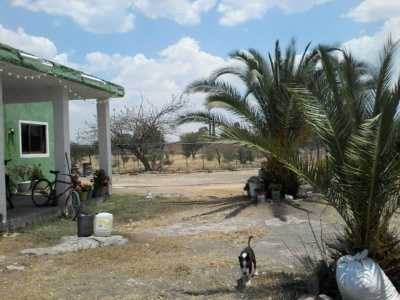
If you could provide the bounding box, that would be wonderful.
[97,98,112,195]
[53,88,70,205]
[0,76,6,225]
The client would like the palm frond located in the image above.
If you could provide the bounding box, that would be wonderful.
[373,37,399,115]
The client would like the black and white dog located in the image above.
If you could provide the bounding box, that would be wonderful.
[238,236,257,287]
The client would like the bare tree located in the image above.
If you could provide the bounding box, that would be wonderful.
[110,96,185,171]
[180,127,207,159]
[73,128,98,165]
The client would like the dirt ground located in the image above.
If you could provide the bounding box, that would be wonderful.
[0,170,341,299]
[113,169,259,198]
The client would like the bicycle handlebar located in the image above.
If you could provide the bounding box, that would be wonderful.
[58,173,76,178]
[50,170,75,177]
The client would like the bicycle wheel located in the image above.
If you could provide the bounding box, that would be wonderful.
[6,181,11,199]
[63,191,81,220]
[32,179,52,207]
[6,181,14,209]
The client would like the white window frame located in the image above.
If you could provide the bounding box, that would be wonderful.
[19,120,50,158]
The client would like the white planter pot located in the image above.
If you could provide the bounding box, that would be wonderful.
[257,193,266,203]
[248,182,259,199]
[17,181,31,193]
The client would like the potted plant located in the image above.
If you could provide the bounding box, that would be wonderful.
[92,169,110,198]
[268,183,282,201]
[14,165,33,193]
[30,164,43,183]
[79,183,92,202]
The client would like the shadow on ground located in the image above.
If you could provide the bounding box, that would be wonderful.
[165,196,316,223]
[176,287,235,297]
[165,196,256,220]
[173,272,307,299]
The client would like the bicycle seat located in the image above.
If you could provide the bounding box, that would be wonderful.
[50,170,60,175]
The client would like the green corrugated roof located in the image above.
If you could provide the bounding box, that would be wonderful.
[0,42,125,98]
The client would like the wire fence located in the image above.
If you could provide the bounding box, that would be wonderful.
[71,142,328,176]
[71,142,264,175]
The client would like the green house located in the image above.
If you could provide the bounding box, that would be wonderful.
[5,102,55,178]
[0,42,125,225]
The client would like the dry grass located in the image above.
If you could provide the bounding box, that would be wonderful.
[0,194,309,299]
[85,153,262,174]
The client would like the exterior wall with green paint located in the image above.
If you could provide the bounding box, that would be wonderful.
[4,102,55,180]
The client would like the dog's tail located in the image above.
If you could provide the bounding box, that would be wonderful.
[248,235,254,247]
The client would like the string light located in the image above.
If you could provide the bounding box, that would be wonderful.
[0,60,117,101]
[3,69,86,100]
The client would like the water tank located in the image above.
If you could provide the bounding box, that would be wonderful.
[94,212,113,237]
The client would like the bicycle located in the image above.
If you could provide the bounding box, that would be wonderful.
[5,159,14,209]
[31,170,81,220]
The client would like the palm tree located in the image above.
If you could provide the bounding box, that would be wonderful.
[285,39,400,283]
[181,37,400,285]
[180,39,318,197]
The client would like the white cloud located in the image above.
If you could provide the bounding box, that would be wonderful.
[343,17,400,64]
[12,0,332,32]
[132,0,216,25]
[11,0,216,33]
[85,37,226,108]
[79,37,229,139]
[12,0,135,33]
[217,0,332,26]
[0,24,57,59]
[345,0,400,23]
[343,1,400,73]
[75,38,228,139]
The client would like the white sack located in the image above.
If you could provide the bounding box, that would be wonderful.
[336,250,400,300]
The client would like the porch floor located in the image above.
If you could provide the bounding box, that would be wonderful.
[4,195,61,231]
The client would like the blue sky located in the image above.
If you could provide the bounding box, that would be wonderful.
[0,0,399,140]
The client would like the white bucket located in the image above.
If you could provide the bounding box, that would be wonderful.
[94,212,113,237]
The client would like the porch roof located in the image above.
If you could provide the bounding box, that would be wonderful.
[0,42,124,100]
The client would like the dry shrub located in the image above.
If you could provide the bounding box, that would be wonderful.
[287,216,342,299]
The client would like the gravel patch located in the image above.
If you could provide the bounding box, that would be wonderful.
[20,235,128,256]
[144,219,260,236]
[6,264,25,271]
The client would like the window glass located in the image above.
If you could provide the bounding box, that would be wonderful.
[20,123,47,155]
